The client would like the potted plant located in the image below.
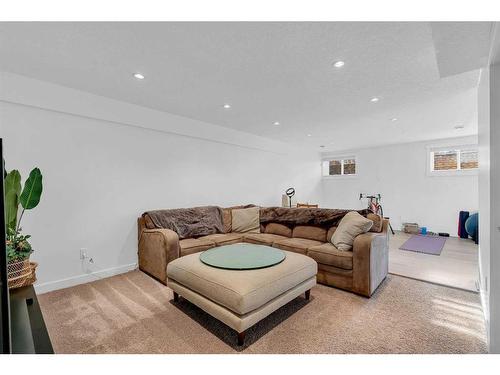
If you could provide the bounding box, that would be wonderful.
[4,166,43,288]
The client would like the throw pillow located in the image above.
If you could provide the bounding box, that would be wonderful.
[232,207,260,233]
[222,204,256,233]
[331,211,373,251]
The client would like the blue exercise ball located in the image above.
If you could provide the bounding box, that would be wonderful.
[465,213,479,244]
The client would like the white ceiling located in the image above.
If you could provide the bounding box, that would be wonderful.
[0,22,493,151]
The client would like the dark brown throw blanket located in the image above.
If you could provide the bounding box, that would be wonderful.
[145,206,224,239]
[260,207,370,228]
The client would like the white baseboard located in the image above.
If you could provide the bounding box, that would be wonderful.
[34,263,137,294]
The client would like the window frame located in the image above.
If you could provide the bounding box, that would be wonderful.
[427,144,478,177]
[321,154,358,178]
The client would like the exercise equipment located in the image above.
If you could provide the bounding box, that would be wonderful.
[458,211,470,239]
[359,193,382,215]
[465,213,479,244]
[359,193,395,234]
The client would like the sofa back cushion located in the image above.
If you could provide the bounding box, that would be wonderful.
[232,207,260,233]
[222,204,256,233]
[265,223,292,237]
[327,226,337,242]
[367,213,383,233]
[222,208,232,233]
[292,225,327,242]
[331,211,373,251]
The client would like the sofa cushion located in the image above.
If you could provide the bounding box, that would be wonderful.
[273,237,323,255]
[179,238,216,257]
[307,243,353,270]
[327,226,337,242]
[331,211,373,251]
[198,233,244,246]
[243,233,288,246]
[317,264,353,291]
[222,208,232,233]
[265,223,292,237]
[167,251,317,315]
[232,207,260,233]
[367,213,383,233]
[292,225,327,242]
[222,204,256,233]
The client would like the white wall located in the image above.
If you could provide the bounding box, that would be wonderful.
[487,62,500,354]
[0,72,322,293]
[320,137,479,235]
[478,66,491,346]
[478,24,500,354]
[479,61,500,354]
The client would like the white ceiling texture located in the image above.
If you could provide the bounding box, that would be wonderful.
[0,22,493,151]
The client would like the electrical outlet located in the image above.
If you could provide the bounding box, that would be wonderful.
[80,248,87,260]
[80,248,94,264]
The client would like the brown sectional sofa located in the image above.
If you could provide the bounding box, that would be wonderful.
[138,207,389,297]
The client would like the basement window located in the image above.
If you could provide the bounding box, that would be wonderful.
[322,156,357,177]
[428,146,478,175]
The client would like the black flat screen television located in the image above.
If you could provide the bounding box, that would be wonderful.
[0,138,11,354]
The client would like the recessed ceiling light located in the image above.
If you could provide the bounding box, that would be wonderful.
[333,60,345,68]
[273,121,280,126]
[133,73,145,80]
[391,118,398,122]
[370,97,379,103]
[454,124,465,130]
[307,134,312,137]
[223,104,231,109]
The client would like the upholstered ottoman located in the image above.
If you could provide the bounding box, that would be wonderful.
[166,247,317,345]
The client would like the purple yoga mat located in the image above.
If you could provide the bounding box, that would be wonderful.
[399,235,446,255]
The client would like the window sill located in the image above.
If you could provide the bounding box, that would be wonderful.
[322,174,358,180]
[427,169,478,177]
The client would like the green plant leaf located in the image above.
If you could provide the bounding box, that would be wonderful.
[4,169,21,195]
[5,191,19,231]
[4,170,21,231]
[20,167,43,210]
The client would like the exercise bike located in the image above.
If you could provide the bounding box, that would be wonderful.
[359,193,395,234]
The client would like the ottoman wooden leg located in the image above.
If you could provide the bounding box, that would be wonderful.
[173,292,179,302]
[305,289,311,300]
[237,331,246,346]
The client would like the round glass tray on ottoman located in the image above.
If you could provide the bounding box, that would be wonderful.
[199,243,286,270]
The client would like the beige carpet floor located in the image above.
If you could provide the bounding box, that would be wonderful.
[38,270,487,354]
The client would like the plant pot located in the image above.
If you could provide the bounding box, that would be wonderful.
[7,258,37,289]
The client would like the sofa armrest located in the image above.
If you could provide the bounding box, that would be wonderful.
[352,223,389,297]
[138,227,180,284]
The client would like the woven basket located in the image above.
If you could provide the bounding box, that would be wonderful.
[7,258,38,289]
